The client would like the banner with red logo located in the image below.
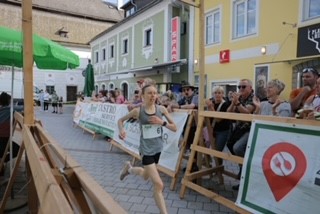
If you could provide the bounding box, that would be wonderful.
[236,120,320,213]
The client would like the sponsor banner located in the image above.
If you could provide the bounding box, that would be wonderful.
[236,120,320,213]
[73,101,188,171]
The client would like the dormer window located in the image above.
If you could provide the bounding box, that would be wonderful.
[121,0,137,18]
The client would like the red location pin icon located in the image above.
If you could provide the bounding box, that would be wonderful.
[262,142,307,202]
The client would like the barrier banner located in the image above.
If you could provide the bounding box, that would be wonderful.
[74,101,128,138]
[73,100,188,171]
[236,120,320,213]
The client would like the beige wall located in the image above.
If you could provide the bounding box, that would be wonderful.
[0,3,113,46]
[194,0,310,100]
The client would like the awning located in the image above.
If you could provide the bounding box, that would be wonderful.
[129,58,187,73]
[96,58,188,79]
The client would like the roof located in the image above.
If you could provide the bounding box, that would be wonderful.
[6,0,123,22]
[90,0,162,42]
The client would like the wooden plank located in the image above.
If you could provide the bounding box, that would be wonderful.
[22,125,73,213]
[22,0,34,125]
[0,143,25,212]
[192,145,244,165]
[170,110,195,190]
[26,158,38,213]
[184,166,223,181]
[180,116,205,197]
[34,124,126,214]
[200,111,320,126]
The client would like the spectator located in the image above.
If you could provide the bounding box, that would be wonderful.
[167,83,198,111]
[0,92,20,173]
[43,90,50,111]
[305,77,320,120]
[58,96,63,114]
[51,90,59,113]
[205,86,231,153]
[227,79,255,190]
[105,90,116,103]
[115,88,126,104]
[126,89,142,111]
[290,67,319,114]
[39,89,44,111]
[167,82,198,152]
[253,79,291,116]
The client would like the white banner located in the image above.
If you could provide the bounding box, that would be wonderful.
[236,120,320,214]
[73,100,188,171]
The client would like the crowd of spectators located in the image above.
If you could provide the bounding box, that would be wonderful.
[84,68,320,191]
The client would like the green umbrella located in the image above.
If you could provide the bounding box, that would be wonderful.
[0,26,80,174]
[83,61,95,97]
[0,26,79,69]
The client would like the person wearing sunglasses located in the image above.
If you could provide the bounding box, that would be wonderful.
[290,67,319,114]
[226,79,255,190]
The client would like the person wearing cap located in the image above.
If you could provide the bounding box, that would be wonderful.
[290,67,319,114]
[167,83,198,153]
[167,83,198,111]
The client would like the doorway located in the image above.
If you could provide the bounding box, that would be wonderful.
[121,82,128,100]
[66,86,77,102]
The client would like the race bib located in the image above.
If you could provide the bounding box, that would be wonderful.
[142,124,162,139]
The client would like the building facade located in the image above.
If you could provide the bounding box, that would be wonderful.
[196,0,320,100]
[0,0,123,102]
[90,0,196,100]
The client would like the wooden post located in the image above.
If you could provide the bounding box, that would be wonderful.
[22,0,34,125]
[198,0,205,112]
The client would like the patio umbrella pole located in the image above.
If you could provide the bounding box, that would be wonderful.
[22,0,34,125]
[9,65,14,173]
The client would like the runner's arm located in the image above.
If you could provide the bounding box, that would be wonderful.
[117,108,139,139]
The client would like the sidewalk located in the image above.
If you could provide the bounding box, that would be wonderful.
[35,105,239,214]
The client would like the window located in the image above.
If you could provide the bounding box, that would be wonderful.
[205,9,220,45]
[125,6,136,17]
[109,44,114,58]
[102,48,106,61]
[108,82,114,90]
[95,51,99,63]
[122,39,128,54]
[232,0,257,39]
[302,0,320,21]
[145,28,152,46]
[46,86,55,95]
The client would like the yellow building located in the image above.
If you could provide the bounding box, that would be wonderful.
[194,0,320,100]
